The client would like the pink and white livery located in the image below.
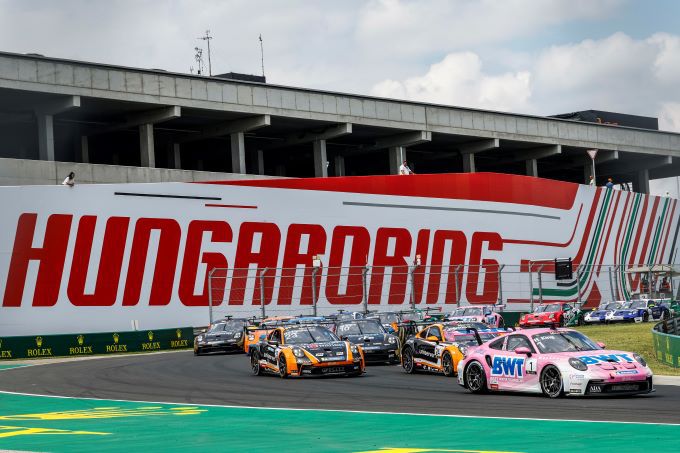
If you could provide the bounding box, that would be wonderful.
[447,305,505,328]
[457,327,653,397]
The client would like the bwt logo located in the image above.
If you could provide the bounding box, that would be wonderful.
[491,356,525,377]
[579,354,633,365]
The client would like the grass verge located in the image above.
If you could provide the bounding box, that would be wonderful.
[575,322,680,376]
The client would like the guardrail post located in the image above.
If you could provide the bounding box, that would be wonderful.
[455,264,462,307]
[312,266,320,317]
[497,264,505,305]
[259,268,269,319]
[537,265,545,305]
[362,265,369,313]
[208,268,216,325]
[409,265,417,310]
[576,265,582,308]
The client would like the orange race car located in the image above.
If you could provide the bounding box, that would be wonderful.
[250,324,365,378]
[401,322,506,377]
[243,316,294,354]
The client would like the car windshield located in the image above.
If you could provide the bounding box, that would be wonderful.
[208,320,243,332]
[444,321,488,330]
[375,313,400,324]
[533,305,547,313]
[443,330,496,344]
[284,326,339,344]
[463,308,484,316]
[532,331,601,353]
[630,300,647,309]
[450,308,466,317]
[543,304,562,312]
[337,320,384,336]
[604,302,621,310]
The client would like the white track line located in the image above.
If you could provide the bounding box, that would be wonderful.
[0,389,678,427]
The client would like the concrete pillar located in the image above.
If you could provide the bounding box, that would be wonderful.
[462,153,475,173]
[334,155,345,176]
[80,136,89,163]
[36,113,55,161]
[636,169,650,194]
[139,123,155,167]
[256,149,265,175]
[169,143,181,169]
[389,146,405,175]
[313,139,328,177]
[525,159,538,177]
[230,132,246,174]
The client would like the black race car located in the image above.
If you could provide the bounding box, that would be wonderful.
[335,318,399,364]
[194,318,248,355]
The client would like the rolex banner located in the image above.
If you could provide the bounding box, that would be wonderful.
[0,327,193,360]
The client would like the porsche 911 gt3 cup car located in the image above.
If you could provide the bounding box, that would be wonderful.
[606,299,671,323]
[583,302,624,324]
[447,305,505,327]
[250,325,365,378]
[519,303,574,327]
[458,327,653,397]
[194,318,248,355]
[401,322,503,377]
[365,311,402,333]
[335,319,399,364]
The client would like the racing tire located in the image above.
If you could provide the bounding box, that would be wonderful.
[442,352,455,377]
[540,365,563,398]
[402,347,416,374]
[464,361,487,394]
[251,351,263,376]
[278,354,288,379]
[194,346,201,356]
[643,312,650,322]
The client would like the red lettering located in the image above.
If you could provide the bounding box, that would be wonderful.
[427,230,467,304]
[326,226,371,305]
[3,213,72,307]
[229,222,281,305]
[122,218,181,306]
[466,232,503,304]
[278,224,326,305]
[178,220,232,306]
[368,228,412,305]
[67,216,129,306]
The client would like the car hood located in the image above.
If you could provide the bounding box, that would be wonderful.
[297,341,349,360]
[203,331,241,341]
[344,333,388,344]
[551,350,646,369]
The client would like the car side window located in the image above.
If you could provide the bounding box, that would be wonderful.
[489,337,505,350]
[429,326,443,341]
[269,330,282,344]
[563,305,572,311]
[506,335,534,352]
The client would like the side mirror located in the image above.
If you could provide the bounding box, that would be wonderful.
[426,335,440,342]
[514,347,532,356]
[597,342,606,349]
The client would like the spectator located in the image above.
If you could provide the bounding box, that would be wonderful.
[399,160,414,175]
[588,175,595,186]
[605,177,614,189]
[62,172,75,187]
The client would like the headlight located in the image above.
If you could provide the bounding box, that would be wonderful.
[197,335,204,342]
[387,336,397,344]
[248,335,255,341]
[569,358,588,371]
[633,353,647,367]
[292,347,305,358]
[459,345,469,357]
[234,331,242,339]
[350,345,359,354]
[549,313,556,319]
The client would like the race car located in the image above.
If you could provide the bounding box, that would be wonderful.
[583,302,624,324]
[250,324,365,378]
[519,302,574,327]
[194,318,248,355]
[365,311,402,333]
[457,327,654,397]
[401,322,503,377]
[606,299,671,323]
[243,316,294,354]
[335,318,399,364]
[447,305,505,327]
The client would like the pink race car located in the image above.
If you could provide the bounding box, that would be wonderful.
[447,305,505,328]
[457,327,653,397]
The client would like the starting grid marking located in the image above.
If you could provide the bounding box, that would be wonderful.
[0,391,678,452]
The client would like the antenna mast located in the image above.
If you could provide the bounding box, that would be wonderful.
[194,47,204,75]
[198,30,213,76]
[259,34,265,78]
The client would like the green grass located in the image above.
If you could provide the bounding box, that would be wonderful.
[574,323,680,376]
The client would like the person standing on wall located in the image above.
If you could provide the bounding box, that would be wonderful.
[589,175,595,186]
[605,177,614,189]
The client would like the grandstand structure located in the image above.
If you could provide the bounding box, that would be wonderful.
[0,50,679,192]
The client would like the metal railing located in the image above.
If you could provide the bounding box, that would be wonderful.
[204,263,677,324]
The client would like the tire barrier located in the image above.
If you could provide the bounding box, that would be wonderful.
[652,317,680,368]
[0,327,193,360]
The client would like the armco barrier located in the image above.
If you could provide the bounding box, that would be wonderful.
[0,327,193,360]
[652,318,680,368]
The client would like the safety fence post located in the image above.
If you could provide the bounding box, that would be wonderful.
[259,268,269,319]
[529,263,534,312]
[608,266,615,301]
[362,265,370,313]
[208,268,215,325]
[537,265,545,305]
[455,264,462,307]
[312,267,320,317]
[497,264,505,306]
[576,265,582,308]
[409,265,417,310]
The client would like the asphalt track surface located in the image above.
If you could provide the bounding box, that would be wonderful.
[1,350,678,424]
